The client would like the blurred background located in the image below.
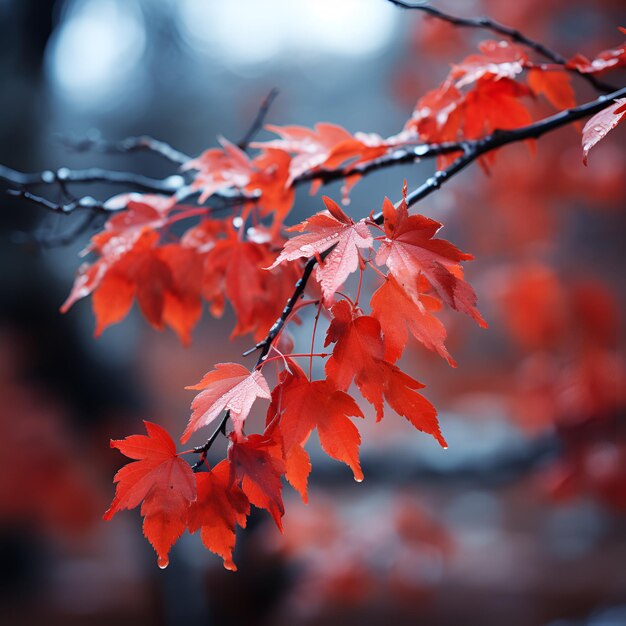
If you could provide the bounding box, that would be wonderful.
[0,0,625,624]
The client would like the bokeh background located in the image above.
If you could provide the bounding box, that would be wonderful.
[0,0,625,624]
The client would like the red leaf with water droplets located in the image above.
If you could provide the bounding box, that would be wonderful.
[252,123,403,191]
[187,460,250,571]
[451,40,528,88]
[582,98,626,165]
[376,196,486,327]
[269,196,373,302]
[183,363,271,443]
[104,421,196,568]
[567,35,626,74]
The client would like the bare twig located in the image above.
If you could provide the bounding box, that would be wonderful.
[238,88,279,151]
[0,164,185,195]
[59,131,191,165]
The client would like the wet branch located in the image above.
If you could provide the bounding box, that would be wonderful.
[238,88,280,151]
[59,132,191,165]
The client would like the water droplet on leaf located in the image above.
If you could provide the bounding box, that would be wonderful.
[157,556,169,569]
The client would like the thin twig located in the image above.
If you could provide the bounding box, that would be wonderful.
[59,131,191,165]
[238,88,279,151]
[0,164,185,194]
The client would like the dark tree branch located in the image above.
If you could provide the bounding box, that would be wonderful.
[7,189,109,214]
[237,88,279,151]
[387,0,617,94]
[59,131,191,165]
[12,211,103,249]
[0,164,185,194]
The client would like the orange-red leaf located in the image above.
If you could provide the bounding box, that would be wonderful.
[370,275,455,366]
[183,363,271,443]
[267,362,364,482]
[228,433,285,530]
[376,197,486,327]
[451,40,528,88]
[566,37,626,74]
[324,301,446,447]
[187,460,250,571]
[104,421,196,568]
[527,68,576,111]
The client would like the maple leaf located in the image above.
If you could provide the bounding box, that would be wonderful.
[370,274,456,366]
[267,362,364,482]
[62,216,205,345]
[252,123,401,192]
[461,78,532,143]
[183,139,294,231]
[183,137,253,203]
[269,196,373,303]
[582,98,626,165]
[263,417,312,503]
[527,68,576,111]
[566,32,626,74]
[198,226,303,341]
[324,300,446,447]
[187,459,250,571]
[376,196,486,327]
[451,40,528,88]
[405,81,463,144]
[228,433,285,530]
[182,363,271,443]
[104,421,197,568]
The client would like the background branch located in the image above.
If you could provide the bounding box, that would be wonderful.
[59,131,191,165]
[237,88,280,151]
[387,0,617,93]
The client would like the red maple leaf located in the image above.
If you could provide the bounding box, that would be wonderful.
[269,196,373,303]
[582,98,626,165]
[103,421,197,568]
[182,363,271,443]
[187,459,250,571]
[267,362,364,482]
[228,433,285,530]
[370,274,456,366]
[61,198,205,345]
[183,139,294,232]
[566,31,626,74]
[527,68,576,111]
[376,195,486,327]
[451,40,528,88]
[197,225,302,341]
[405,41,533,167]
[252,123,402,193]
[324,300,446,447]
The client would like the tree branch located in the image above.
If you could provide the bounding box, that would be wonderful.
[387,0,617,94]
[237,88,279,151]
[59,131,191,165]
